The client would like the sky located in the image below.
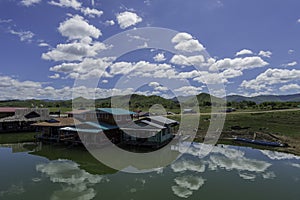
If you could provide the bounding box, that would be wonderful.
[0,0,300,100]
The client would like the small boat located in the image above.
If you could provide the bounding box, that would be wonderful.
[234,137,285,147]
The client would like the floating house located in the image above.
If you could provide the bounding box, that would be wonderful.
[34,108,179,149]
[0,107,49,132]
[32,117,79,143]
[120,116,179,148]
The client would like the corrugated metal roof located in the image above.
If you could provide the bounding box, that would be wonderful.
[140,120,166,129]
[97,108,136,115]
[0,107,27,113]
[146,116,179,125]
[84,121,118,131]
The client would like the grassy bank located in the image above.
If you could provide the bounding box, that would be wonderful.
[0,132,36,144]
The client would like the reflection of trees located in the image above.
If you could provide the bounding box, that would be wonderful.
[30,144,117,175]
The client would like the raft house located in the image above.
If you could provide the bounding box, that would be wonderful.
[0,107,49,132]
[32,108,179,149]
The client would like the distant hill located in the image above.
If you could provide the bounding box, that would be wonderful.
[1,93,300,110]
[226,93,300,104]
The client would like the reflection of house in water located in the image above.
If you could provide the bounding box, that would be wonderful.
[34,108,179,149]
[0,107,49,132]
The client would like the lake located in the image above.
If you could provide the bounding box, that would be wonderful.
[0,142,300,200]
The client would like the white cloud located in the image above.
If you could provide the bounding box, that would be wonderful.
[280,83,300,91]
[258,50,272,58]
[148,82,160,87]
[241,68,300,91]
[49,73,60,79]
[58,15,101,40]
[105,20,115,26]
[288,49,295,54]
[9,30,34,42]
[0,19,12,23]
[171,33,193,43]
[297,19,300,23]
[148,82,168,92]
[210,56,268,71]
[153,53,166,62]
[101,79,108,83]
[21,0,41,6]
[174,86,203,96]
[172,32,205,53]
[80,7,103,18]
[42,39,107,61]
[50,57,114,79]
[235,49,253,56]
[38,42,50,47]
[170,55,214,68]
[49,0,103,17]
[0,75,138,100]
[222,68,243,79]
[174,39,205,53]
[49,0,82,10]
[116,11,142,29]
[109,61,177,79]
[282,61,297,67]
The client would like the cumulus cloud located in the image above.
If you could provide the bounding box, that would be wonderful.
[258,50,272,58]
[148,82,168,91]
[297,19,300,23]
[42,40,107,61]
[174,86,203,96]
[49,0,102,17]
[21,0,41,6]
[170,55,215,68]
[241,68,300,91]
[116,11,142,29]
[0,74,137,100]
[105,20,115,26]
[49,73,60,79]
[171,32,205,53]
[50,57,113,79]
[49,0,82,9]
[222,68,243,79]
[58,15,101,40]
[81,7,103,18]
[209,56,268,71]
[279,83,300,92]
[282,61,297,67]
[171,33,193,43]
[235,49,253,56]
[153,53,166,62]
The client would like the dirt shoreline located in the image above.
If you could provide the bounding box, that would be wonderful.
[194,130,300,156]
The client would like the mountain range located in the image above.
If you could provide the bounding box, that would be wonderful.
[0,93,300,108]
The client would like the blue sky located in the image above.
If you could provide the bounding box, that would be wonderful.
[0,0,300,100]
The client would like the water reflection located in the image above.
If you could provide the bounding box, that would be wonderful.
[169,143,275,198]
[36,159,108,200]
[1,142,300,200]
